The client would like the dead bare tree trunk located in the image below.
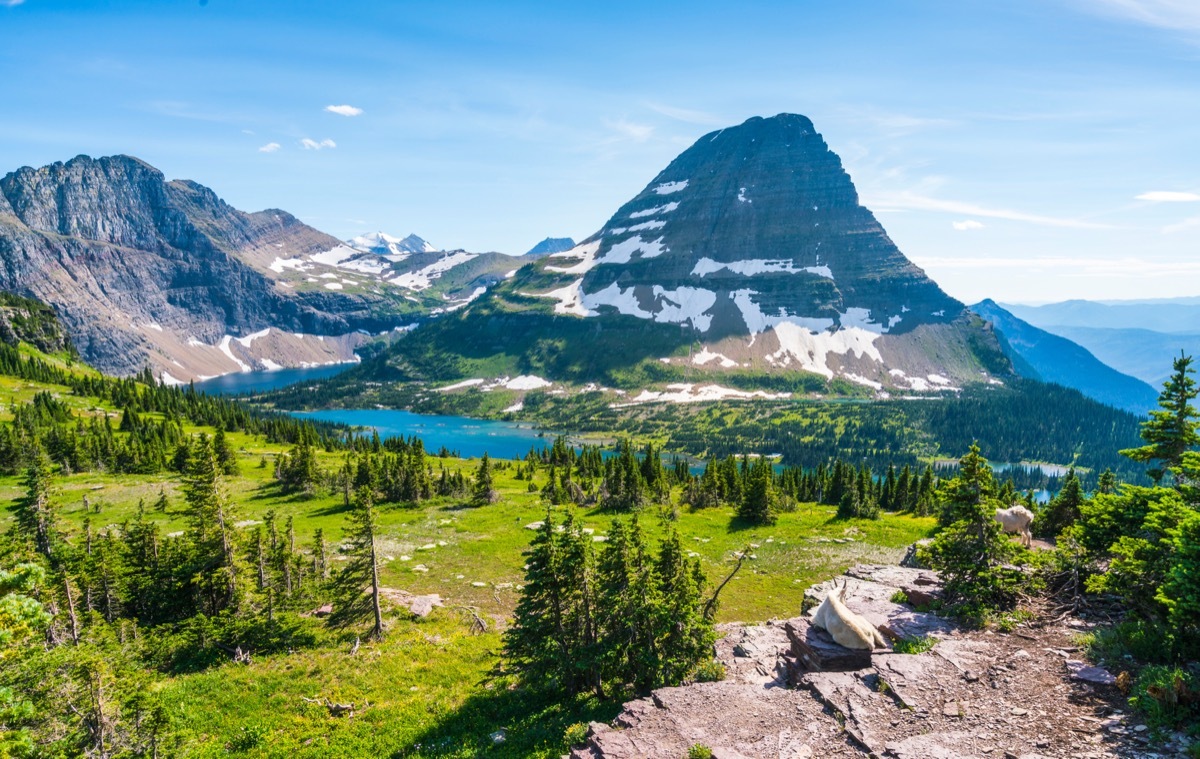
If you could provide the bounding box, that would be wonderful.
[704,545,752,621]
[63,574,80,644]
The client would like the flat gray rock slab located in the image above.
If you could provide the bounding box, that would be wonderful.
[715,621,795,687]
[844,564,941,591]
[1066,659,1117,685]
[571,680,858,759]
[785,617,874,672]
[884,731,980,759]
[872,651,962,710]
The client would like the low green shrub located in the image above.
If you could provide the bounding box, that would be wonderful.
[892,635,936,654]
[693,659,726,683]
[1129,665,1200,729]
[563,722,589,746]
[688,745,714,759]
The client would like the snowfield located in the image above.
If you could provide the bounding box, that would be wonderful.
[691,257,834,279]
[692,348,739,368]
[653,180,689,195]
[765,322,883,379]
[389,251,478,291]
[629,201,679,218]
[612,383,789,407]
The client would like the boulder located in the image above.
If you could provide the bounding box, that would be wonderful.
[784,617,872,672]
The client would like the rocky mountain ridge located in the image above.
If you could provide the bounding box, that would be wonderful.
[0,155,530,381]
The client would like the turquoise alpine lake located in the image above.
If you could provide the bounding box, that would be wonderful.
[291,408,552,460]
[193,364,355,395]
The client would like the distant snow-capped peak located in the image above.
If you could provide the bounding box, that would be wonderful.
[349,232,437,256]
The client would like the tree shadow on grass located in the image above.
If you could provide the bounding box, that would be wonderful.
[726,515,770,533]
[391,682,621,758]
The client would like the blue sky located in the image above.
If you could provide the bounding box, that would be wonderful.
[2,0,1199,303]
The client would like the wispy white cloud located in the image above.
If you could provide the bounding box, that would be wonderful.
[605,119,654,143]
[952,219,985,231]
[1163,216,1200,234]
[867,190,1114,229]
[1077,0,1200,31]
[324,104,363,117]
[913,254,1200,277]
[644,102,725,126]
[1,0,26,7]
[300,138,336,150]
[838,105,959,135]
[1137,190,1200,202]
[258,142,281,153]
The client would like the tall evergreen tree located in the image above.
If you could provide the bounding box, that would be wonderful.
[1122,353,1199,483]
[473,452,498,504]
[737,458,777,525]
[15,450,57,561]
[329,486,384,639]
[1037,467,1085,537]
[924,446,1024,617]
[182,434,247,615]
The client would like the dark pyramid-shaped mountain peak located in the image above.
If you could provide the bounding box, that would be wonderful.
[526,113,962,340]
[379,114,1009,391]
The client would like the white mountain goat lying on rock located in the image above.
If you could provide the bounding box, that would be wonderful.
[994,505,1034,548]
[811,581,888,650]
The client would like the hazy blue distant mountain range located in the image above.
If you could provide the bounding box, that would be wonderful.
[1000,299,1200,387]
[972,299,1158,414]
[1002,299,1200,334]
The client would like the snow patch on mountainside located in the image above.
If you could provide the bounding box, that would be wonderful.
[310,246,359,267]
[731,289,836,334]
[582,283,654,319]
[389,251,478,290]
[653,180,688,195]
[651,286,718,331]
[544,240,601,275]
[533,279,595,317]
[692,258,834,279]
[612,383,788,407]
[630,202,679,218]
[765,322,883,379]
[597,235,666,266]
[693,348,739,368]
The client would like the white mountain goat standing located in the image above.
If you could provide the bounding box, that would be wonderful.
[994,505,1034,548]
[811,581,888,650]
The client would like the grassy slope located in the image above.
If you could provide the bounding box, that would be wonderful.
[0,370,933,757]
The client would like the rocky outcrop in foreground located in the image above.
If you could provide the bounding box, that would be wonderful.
[571,564,1170,759]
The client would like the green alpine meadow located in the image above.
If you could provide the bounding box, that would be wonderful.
[3,2,1200,756]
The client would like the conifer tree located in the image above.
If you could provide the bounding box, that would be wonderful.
[213,427,239,476]
[182,434,247,615]
[653,527,715,685]
[505,509,573,689]
[1122,353,1199,483]
[473,452,498,504]
[330,486,384,639]
[923,445,1023,618]
[15,450,57,561]
[737,458,777,525]
[1037,467,1085,537]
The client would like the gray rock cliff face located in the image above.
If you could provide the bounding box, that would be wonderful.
[0,155,400,375]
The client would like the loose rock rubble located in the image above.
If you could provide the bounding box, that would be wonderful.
[570,563,1177,758]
